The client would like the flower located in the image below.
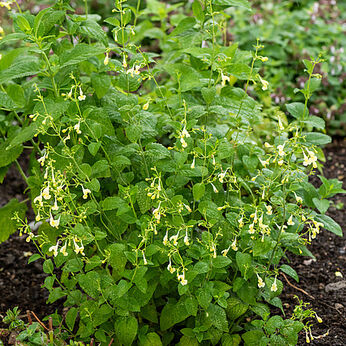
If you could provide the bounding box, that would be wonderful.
[42,184,51,200]
[26,232,34,242]
[60,242,68,256]
[167,258,175,273]
[257,274,265,288]
[211,183,218,193]
[248,223,255,234]
[184,231,190,246]
[153,203,161,223]
[190,156,195,169]
[271,277,278,292]
[163,231,169,245]
[287,215,295,226]
[104,53,109,66]
[181,127,190,138]
[82,186,91,199]
[221,247,230,256]
[142,251,148,265]
[184,204,192,213]
[170,232,179,246]
[73,238,85,255]
[231,238,238,251]
[143,101,149,110]
[258,74,269,90]
[221,72,230,87]
[294,192,303,204]
[177,270,188,285]
[34,195,43,206]
[266,205,272,215]
[74,121,81,134]
[35,210,41,222]
[277,144,285,157]
[278,117,285,130]
[180,137,187,148]
[49,213,60,228]
[315,313,323,323]
[49,241,60,257]
[52,197,59,211]
[78,87,86,101]
[238,216,244,228]
[278,159,284,166]
[0,1,12,10]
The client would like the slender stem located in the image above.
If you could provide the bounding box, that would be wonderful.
[15,160,29,184]
[84,0,88,18]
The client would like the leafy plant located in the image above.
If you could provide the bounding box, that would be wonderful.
[0,0,343,345]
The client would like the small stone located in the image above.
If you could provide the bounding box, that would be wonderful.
[325,280,346,293]
[335,303,343,310]
[303,258,315,265]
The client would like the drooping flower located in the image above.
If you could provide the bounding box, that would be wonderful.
[183,231,190,246]
[73,238,85,255]
[49,212,60,228]
[271,277,278,292]
[78,87,86,101]
[266,205,272,215]
[82,186,91,199]
[142,251,148,265]
[167,258,175,273]
[42,184,51,200]
[163,231,169,246]
[60,242,68,257]
[49,241,60,257]
[211,182,218,194]
[104,52,109,66]
[287,215,295,226]
[231,238,238,251]
[74,121,81,134]
[257,274,265,288]
[190,156,195,169]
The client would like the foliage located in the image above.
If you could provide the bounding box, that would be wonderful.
[0,0,344,345]
[230,0,346,135]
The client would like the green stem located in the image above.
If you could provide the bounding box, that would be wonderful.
[14,160,29,184]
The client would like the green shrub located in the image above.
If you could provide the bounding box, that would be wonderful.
[0,0,343,345]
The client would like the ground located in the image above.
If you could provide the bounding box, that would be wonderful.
[0,141,345,345]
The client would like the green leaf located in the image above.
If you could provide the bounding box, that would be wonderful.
[280,264,299,283]
[7,123,39,150]
[193,183,205,201]
[101,196,126,211]
[78,271,100,298]
[302,132,331,145]
[0,141,23,168]
[108,243,127,273]
[304,116,325,130]
[59,43,105,67]
[213,0,251,11]
[115,316,138,345]
[236,252,252,279]
[0,91,16,109]
[212,255,232,268]
[265,316,283,334]
[126,124,141,143]
[0,57,41,84]
[0,199,27,243]
[91,73,111,99]
[312,198,330,214]
[140,332,162,346]
[286,102,306,119]
[315,214,343,237]
[136,182,151,214]
[242,330,266,345]
[28,253,41,264]
[0,33,27,47]
[207,304,228,332]
[192,1,205,22]
[80,19,108,46]
[87,142,101,156]
[43,259,54,274]
[226,297,248,321]
[65,307,78,331]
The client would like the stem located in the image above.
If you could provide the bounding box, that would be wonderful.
[15,160,29,184]
[133,0,141,27]
[84,0,88,18]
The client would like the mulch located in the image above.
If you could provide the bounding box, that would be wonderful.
[0,140,345,345]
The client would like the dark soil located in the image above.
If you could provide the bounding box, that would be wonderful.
[0,141,345,345]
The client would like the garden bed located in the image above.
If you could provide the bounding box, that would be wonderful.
[0,139,345,345]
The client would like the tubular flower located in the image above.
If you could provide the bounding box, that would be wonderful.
[177,270,188,286]
[49,241,60,257]
[163,231,169,246]
[231,238,238,251]
[104,52,109,66]
[258,74,269,90]
[142,251,148,265]
[238,216,244,228]
[42,184,51,200]
[34,195,43,207]
[73,238,85,256]
[287,215,295,226]
[271,277,278,292]
[78,87,86,101]
[266,205,272,215]
[183,231,190,246]
[248,223,255,234]
[143,100,150,110]
[74,121,82,134]
[60,242,68,256]
[170,232,179,246]
[167,258,175,273]
[49,212,60,228]
[211,182,218,193]
[221,72,230,87]
[190,156,195,169]
[82,186,91,199]
[221,247,230,257]
[257,274,265,288]
[277,144,285,157]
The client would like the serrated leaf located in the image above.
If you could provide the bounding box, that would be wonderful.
[59,43,105,67]
[280,264,299,283]
[80,19,108,46]
[65,307,78,331]
[213,0,251,11]
[0,141,23,168]
[91,73,111,99]
[0,199,27,243]
[193,183,205,201]
[312,198,330,214]
[0,57,41,84]
[115,316,138,345]
[303,132,331,145]
[315,214,343,237]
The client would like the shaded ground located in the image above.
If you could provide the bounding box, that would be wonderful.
[0,141,345,345]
